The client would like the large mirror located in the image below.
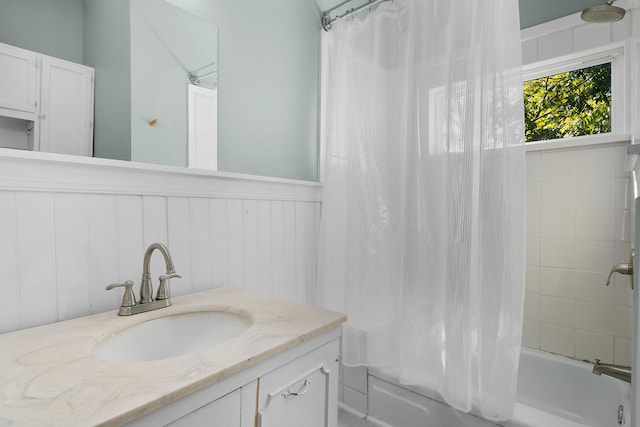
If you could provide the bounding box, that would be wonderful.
[0,0,320,181]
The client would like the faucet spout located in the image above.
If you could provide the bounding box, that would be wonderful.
[604,249,634,289]
[106,243,181,316]
[140,243,179,303]
[593,359,631,383]
[605,263,633,287]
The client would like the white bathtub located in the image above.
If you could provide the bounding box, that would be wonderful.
[366,348,631,427]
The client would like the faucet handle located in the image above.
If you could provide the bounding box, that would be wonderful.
[605,249,634,289]
[156,273,181,300]
[605,263,633,286]
[106,280,136,307]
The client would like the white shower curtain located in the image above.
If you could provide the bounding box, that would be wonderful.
[316,0,525,422]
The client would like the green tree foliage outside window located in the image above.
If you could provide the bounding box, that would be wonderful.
[523,63,611,142]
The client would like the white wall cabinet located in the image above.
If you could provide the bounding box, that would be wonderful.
[124,329,341,427]
[39,56,94,156]
[0,43,38,119]
[0,42,94,156]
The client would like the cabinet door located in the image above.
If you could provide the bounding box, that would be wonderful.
[0,43,38,116]
[39,56,94,156]
[166,388,241,427]
[188,84,218,170]
[257,339,340,427]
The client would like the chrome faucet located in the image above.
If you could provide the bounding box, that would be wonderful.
[106,243,181,316]
[140,242,180,303]
[593,359,632,383]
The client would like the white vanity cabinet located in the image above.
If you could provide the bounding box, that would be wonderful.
[124,329,341,427]
[257,338,339,427]
[166,389,242,427]
[0,42,94,156]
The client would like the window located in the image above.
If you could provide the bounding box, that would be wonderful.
[524,63,611,142]
[522,46,624,144]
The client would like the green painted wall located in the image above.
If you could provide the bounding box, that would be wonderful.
[165,0,320,181]
[0,0,83,63]
[519,0,605,29]
[130,0,217,167]
[83,0,132,161]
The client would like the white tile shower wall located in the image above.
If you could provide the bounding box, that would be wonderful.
[524,142,633,365]
[520,9,633,66]
[0,155,321,333]
[519,6,638,367]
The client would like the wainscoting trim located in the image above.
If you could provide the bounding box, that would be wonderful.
[0,149,322,201]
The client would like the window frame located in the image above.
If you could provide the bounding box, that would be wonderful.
[522,42,627,146]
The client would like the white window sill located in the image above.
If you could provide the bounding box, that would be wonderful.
[524,133,631,152]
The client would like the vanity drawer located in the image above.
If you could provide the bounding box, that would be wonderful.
[257,338,340,427]
[166,388,241,427]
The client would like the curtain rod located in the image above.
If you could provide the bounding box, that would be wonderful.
[189,70,217,86]
[321,0,390,31]
[188,62,217,85]
[190,62,216,75]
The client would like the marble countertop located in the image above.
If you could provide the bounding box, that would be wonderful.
[0,287,346,427]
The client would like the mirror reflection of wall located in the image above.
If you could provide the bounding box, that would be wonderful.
[56,0,219,168]
[0,0,320,181]
[207,1,320,181]
[130,0,218,167]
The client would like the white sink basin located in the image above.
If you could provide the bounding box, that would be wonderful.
[94,311,252,362]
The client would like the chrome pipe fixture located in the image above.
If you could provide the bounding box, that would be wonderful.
[581,0,626,23]
[604,249,634,289]
[321,0,391,31]
[106,243,181,316]
[140,242,179,303]
[188,61,217,86]
[593,359,632,383]
[189,70,218,86]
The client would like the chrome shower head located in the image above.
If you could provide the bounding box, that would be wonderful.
[581,0,625,23]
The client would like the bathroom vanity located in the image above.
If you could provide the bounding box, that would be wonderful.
[0,287,346,426]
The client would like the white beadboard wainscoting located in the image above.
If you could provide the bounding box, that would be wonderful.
[0,149,321,333]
